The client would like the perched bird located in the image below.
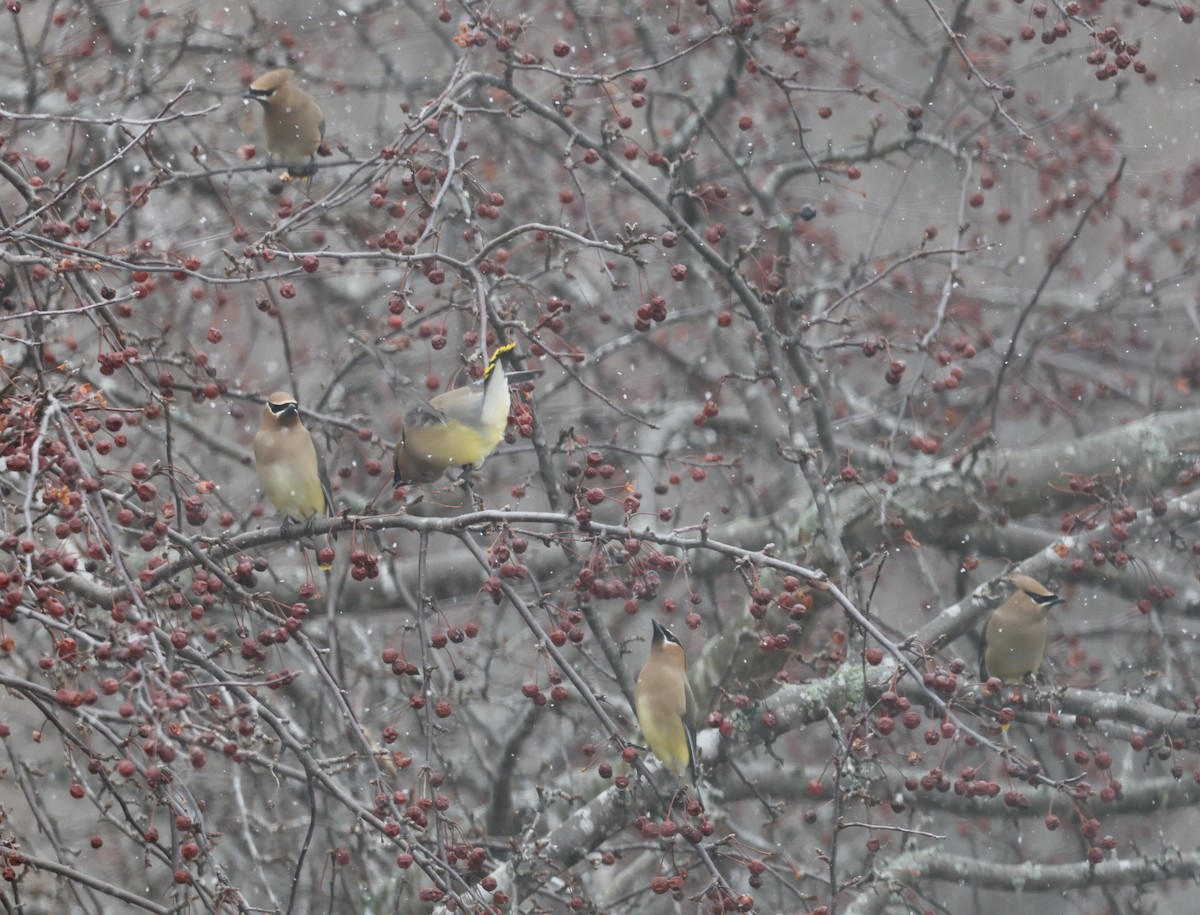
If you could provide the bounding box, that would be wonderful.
[244,68,324,181]
[979,573,1064,682]
[634,619,700,802]
[254,392,336,547]
[393,342,542,486]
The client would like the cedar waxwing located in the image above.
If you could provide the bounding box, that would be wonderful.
[244,68,324,181]
[254,392,336,544]
[393,342,542,486]
[979,573,1064,682]
[634,619,700,801]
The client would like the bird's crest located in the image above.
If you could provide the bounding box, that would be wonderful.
[247,68,295,97]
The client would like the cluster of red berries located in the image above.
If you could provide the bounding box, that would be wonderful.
[348,548,379,580]
[521,668,569,707]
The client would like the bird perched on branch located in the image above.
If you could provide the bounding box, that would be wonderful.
[244,68,324,182]
[979,573,1064,683]
[254,392,336,567]
[635,619,701,804]
[392,342,542,486]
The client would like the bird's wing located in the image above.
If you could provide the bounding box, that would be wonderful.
[316,450,336,522]
[978,622,990,681]
[683,678,699,786]
[430,384,487,426]
[404,398,449,428]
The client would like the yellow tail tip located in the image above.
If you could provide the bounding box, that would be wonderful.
[485,341,518,378]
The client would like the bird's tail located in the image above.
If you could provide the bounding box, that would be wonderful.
[484,341,544,385]
[483,342,518,380]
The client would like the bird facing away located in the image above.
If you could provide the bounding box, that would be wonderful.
[635,619,700,801]
[244,68,324,180]
[979,573,1064,682]
[393,342,542,486]
[254,392,336,536]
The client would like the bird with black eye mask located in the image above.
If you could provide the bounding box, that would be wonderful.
[979,573,1064,683]
[254,392,336,568]
[245,68,324,182]
[634,619,702,806]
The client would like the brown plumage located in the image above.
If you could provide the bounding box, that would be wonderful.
[634,619,700,800]
[979,573,1064,682]
[245,68,324,180]
[393,343,542,486]
[254,392,336,546]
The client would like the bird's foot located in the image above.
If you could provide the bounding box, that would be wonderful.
[452,471,483,510]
